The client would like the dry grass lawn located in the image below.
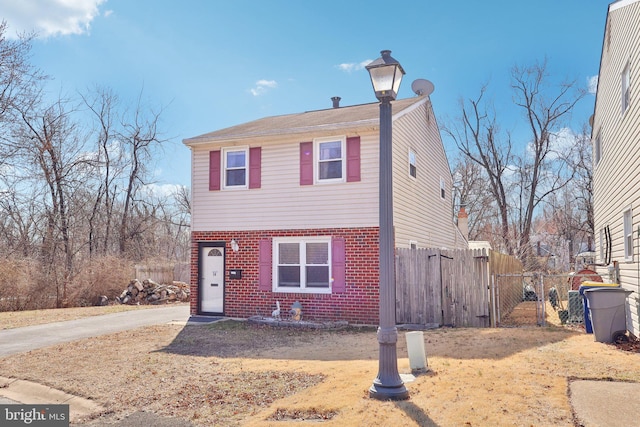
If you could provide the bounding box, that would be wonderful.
[2,302,640,426]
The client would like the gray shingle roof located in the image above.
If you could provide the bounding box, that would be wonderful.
[183,97,424,145]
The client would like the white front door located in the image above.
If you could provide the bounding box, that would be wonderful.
[200,246,224,314]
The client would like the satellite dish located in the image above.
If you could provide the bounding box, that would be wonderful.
[411,79,435,96]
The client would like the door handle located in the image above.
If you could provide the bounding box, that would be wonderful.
[210,283,219,287]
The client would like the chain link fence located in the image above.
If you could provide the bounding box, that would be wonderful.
[493,272,602,327]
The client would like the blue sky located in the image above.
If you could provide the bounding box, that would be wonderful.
[0,0,612,188]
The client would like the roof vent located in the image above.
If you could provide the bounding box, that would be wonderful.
[331,96,341,108]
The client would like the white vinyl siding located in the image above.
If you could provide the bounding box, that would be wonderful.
[592,0,640,336]
[190,135,378,231]
[392,100,464,249]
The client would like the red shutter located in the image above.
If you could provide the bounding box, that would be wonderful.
[249,147,261,189]
[346,136,361,182]
[258,238,272,291]
[209,150,221,191]
[300,141,313,185]
[332,237,346,293]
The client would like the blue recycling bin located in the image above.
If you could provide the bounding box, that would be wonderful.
[579,281,620,333]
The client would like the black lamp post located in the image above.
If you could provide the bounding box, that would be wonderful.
[366,50,409,400]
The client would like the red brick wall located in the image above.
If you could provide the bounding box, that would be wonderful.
[191,227,380,324]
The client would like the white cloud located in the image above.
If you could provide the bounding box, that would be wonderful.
[336,59,372,73]
[0,0,106,39]
[142,183,186,199]
[587,75,598,95]
[524,127,578,161]
[249,79,277,96]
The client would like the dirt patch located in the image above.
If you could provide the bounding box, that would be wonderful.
[268,407,338,421]
[2,308,640,426]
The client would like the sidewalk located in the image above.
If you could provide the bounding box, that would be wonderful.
[570,379,640,427]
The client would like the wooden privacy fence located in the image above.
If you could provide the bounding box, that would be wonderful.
[135,262,190,284]
[396,248,522,327]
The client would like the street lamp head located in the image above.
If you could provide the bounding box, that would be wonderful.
[366,50,405,101]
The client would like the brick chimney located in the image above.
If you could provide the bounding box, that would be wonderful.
[331,96,341,108]
[458,203,469,240]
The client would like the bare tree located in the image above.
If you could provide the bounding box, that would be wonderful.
[0,21,46,163]
[567,125,594,251]
[0,23,189,308]
[118,91,167,256]
[81,86,123,257]
[451,156,500,244]
[510,60,585,265]
[15,96,88,305]
[443,60,585,267]
[442,85,514,253]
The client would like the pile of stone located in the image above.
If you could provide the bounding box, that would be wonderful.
[116,279,190,305]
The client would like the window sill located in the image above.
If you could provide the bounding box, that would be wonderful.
[273,287,331,295]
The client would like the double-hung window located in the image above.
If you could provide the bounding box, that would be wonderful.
[622,62,631,115]
[624,207,634,262]
[315,137,346,183]
[409,149,417,178]
[594,131,602,166]
[223,147,248,189]
[274,237,331,293]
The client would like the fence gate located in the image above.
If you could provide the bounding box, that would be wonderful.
[395,248,443,326]
[396,248,491,328]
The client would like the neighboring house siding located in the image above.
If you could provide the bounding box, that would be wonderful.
[190,227,380,324]
[593,0,640,336]
[190,133,379,232]
[392,99,461,249]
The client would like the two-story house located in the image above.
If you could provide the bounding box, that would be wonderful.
[592,0,640,335]
[183,95,467,324]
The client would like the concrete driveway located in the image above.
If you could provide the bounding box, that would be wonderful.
[0,304,190,357]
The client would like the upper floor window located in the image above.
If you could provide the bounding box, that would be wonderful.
[223,147,248,189]
[622,62,631,114]
[315,137,346,183]
[594,131,602,166]
[624,207,634,262]
[440,177,446,200]
[409,149,417,178]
